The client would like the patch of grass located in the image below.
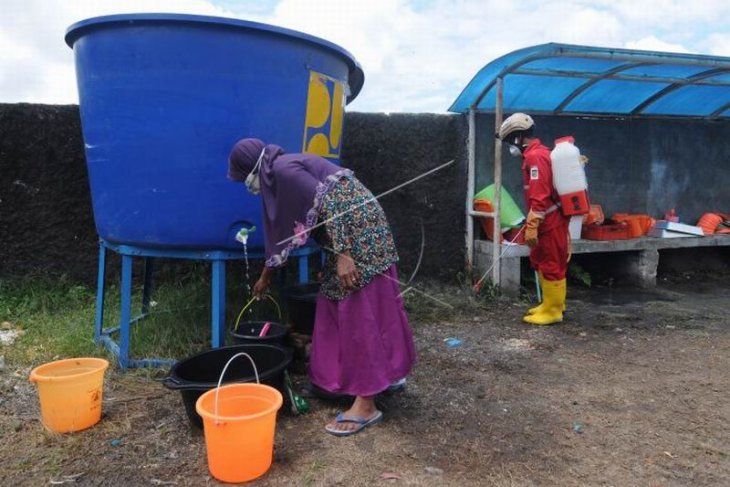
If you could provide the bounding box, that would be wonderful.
[0,274,274,369]
[1,271,496,370]
[1,276,101,365]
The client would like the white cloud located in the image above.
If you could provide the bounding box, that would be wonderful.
[706,33,730,57]
[1,0,728,112]
[607,0,730,25]
[0,0,233,104]
[624,36,691,54]
[267,0,413,75]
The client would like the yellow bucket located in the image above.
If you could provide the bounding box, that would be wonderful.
[29,357,109,433]
[195,353,283,483]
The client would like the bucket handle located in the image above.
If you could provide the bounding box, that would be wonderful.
[233,294,281,332]
[213,352,260,423]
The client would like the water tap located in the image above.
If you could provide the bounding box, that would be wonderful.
[235,225,256,245]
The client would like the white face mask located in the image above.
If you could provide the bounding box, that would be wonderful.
[509,144,522,157]
[245,148,266,195]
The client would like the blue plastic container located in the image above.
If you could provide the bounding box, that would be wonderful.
[65,14,363,250]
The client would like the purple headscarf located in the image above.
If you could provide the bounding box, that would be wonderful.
[228,138,351,267]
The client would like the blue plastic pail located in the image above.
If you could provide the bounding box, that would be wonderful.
[66,14,363,249]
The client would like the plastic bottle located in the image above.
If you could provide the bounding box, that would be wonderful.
[664,208,679,222]
[550,136,590,216]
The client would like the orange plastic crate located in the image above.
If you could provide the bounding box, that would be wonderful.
[582,222,630,240]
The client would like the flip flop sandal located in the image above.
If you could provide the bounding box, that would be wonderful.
[324,410,383,437]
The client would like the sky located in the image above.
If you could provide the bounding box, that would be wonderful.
[1,0,729,113]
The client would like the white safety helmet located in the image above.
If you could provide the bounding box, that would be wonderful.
[497,113,535,141]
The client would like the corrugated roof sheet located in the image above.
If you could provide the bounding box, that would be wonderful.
[449,43,730,118]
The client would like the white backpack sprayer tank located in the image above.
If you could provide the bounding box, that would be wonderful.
[551,136,590,239]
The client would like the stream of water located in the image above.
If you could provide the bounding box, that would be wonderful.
[241,240,253,318]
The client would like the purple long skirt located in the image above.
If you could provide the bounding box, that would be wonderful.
[308,265,416,397]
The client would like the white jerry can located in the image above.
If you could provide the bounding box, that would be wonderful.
[550,136,590,216]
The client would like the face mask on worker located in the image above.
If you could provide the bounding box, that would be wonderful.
[245,148,265,194]
[507,134,525,157]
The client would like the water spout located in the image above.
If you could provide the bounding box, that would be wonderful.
[235,225,257,246]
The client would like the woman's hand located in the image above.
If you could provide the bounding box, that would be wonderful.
[337,251,360,290]
[253,267,274,298]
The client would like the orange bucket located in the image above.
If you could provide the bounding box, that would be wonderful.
[195,353,283,483]
[474,199,500,241]
[29,357,109,433]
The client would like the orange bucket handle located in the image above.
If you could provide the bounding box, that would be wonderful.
[213,352,260,423]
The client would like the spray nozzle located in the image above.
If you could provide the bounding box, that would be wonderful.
[235,225,256,245]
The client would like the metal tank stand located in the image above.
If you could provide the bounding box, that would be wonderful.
[94,239,315,369]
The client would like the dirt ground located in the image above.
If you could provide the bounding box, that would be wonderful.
[1,275,729,487]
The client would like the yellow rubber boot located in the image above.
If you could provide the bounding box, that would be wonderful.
[527,272,566,315]
[527,272,545,315]
[523,278,566,326]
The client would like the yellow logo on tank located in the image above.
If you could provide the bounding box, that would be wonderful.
[302,71,345,158]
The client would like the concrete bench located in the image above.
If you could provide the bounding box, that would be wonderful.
[474,234,730,296]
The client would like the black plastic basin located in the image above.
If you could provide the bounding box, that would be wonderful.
[229,320,289,345]
[162,344,292,429]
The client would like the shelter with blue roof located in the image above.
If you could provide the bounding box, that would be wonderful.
[449,43,730,293]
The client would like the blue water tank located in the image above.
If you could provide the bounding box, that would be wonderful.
[65,14,363,250]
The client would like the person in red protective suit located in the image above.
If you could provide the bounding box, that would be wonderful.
[498,113,569,325]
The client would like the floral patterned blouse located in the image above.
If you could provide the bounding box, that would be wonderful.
[314,175,398,301]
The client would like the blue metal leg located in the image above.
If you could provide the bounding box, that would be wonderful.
[298,254,308,284]
[93,242,269,369]
[141,257,154,315]
[211,259,226,348]
[94,244,107,342]
[119,254,133,370]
